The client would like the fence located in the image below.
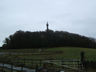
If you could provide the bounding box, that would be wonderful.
[0,58,85,72]
[0,51,89,72]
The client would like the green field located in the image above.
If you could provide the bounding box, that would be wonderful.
[0,47,96,60]
[0,47,96,72]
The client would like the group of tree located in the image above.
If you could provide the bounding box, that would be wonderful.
[2,30,96,49]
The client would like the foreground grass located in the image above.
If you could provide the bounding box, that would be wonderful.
[0,47,96,60]
[0,47,96,72]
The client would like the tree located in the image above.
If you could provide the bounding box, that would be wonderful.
[2,30,96,49]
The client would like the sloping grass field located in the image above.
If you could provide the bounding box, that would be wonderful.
[0,47,96,60]
[0,47,96,72]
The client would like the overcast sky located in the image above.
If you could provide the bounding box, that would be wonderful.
[0,0,96,46]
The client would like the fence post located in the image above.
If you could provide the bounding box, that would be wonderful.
[80,51,85,61]
[21,64,24,72]
[80,51,86,71]
[61,59,64,65]
[23,58,25,66]
[11,63,13,72]
[36,64,38,72]
[2,62,4,72]
[80,51,85,65]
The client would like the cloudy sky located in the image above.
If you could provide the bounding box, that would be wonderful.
[0,0,96,46]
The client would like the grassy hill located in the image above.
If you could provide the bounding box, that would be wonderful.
[3,30,96,49]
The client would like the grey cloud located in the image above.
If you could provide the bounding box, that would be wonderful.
[0,0,96,46]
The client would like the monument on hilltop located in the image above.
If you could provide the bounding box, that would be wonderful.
[46,22,49,32]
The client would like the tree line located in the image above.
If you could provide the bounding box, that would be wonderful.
[2,30,96,49]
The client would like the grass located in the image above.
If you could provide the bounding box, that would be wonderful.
[0,47,96,60]
[0,47,96,72]
[0,67,22,72]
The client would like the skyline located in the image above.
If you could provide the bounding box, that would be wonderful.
[0,0,96,46]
